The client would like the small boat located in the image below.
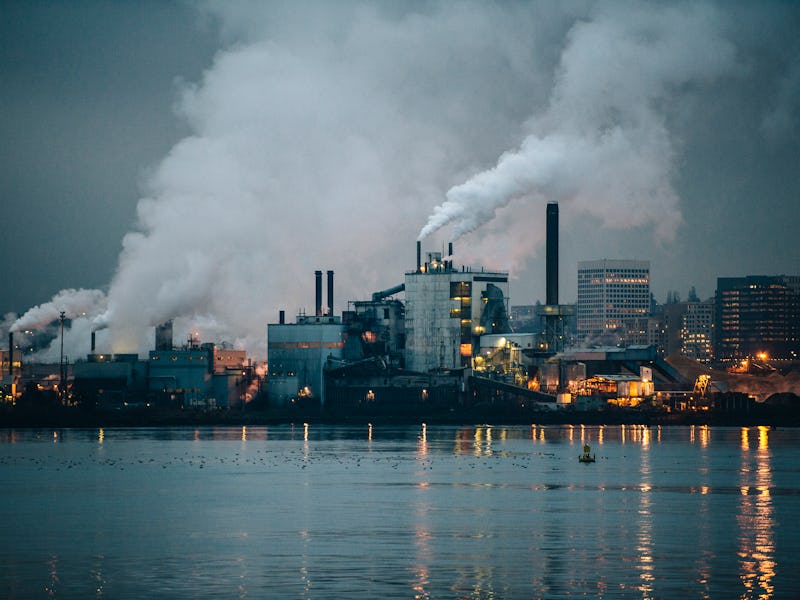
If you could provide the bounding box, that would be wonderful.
[579,444,596,463]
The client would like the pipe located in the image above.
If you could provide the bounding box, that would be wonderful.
[372,283,405,301]
[546,202,559,306]
[448,241,453,256]
[327,270,334,316]
[91,331,96,353]
[416,241,421,272]
[315,270,323,317]
[279,310,285,325]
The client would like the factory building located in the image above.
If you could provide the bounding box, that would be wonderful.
[71,325,254,410]
[404,244,510,373]
[267,271,345,406]
[715,275,800,361]
[341,297,405,366]
[577,259,650,341]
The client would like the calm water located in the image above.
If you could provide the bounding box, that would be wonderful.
[1,424,798,599]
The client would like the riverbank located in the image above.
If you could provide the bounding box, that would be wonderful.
[2,403,798,428]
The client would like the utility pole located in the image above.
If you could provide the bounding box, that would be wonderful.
[59,311,66,405]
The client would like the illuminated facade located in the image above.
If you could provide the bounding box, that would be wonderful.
[404,252,510,372]
[681,299,714,362]
[577,259,650,339]
[715,275,800,361]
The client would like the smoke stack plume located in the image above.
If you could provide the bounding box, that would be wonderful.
[315,271,323,317]
[546,202,558,306]
[327,270,334,317]
[418,4,736,243]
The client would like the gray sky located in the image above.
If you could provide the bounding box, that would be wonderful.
[1,1,798,358]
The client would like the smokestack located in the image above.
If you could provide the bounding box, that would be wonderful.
[279,310,285,325]
[448,241,453,256]
[416,241,421,272]
[327,270,334,316]
[91,331,96,353]
[315,270,323,317]
[155,320,174,351]
[546,202,559,306]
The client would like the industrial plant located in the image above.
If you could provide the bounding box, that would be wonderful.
[2,202,799,424]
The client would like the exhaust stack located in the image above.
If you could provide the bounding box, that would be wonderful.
[91,331,96,353]
[155,320,174,351]
[327,270,334,316]
[315,270,323,317]
[416,241,421,272]
[546,202,559,306]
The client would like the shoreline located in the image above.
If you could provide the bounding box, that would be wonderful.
[2,405,798,429]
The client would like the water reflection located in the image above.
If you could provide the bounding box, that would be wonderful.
[738,427,776,599]
[636,435,655,598]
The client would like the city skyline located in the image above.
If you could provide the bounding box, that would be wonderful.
[2,1,798,358]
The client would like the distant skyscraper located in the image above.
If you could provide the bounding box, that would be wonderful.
[715,275,799,361]
[577,259,650,340]
[681,299,714,362]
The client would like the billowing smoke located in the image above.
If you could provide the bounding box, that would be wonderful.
[17,2,793,360]
[11,289,107,333]
[419,3,736,242]
[93,1,567,357]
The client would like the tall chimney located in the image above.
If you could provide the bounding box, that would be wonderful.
[279,310,285,325]
[546,202,559,306]
[416,241,421,272]
[155,320,174,351]
[448,241,453,256]
[91,331,96,353]
[327,270,334,316]
[315,270,323,317]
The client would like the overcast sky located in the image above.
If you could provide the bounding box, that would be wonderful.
[2,1,798,358]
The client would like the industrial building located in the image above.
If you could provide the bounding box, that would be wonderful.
[71,324,254,410]
[404,243,511,372]
[577,259,650,341]
[267,271,345,406]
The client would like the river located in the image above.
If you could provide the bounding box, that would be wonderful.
[1,424,798,598]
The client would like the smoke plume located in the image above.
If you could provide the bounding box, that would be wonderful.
[419,3,736,242]
[18,1,797,360]
[11,289,107,333]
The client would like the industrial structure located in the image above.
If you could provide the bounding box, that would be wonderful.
[404,242,510,372]
[71,325,255,410]
[267,271,345,406]
[540,202,575,353]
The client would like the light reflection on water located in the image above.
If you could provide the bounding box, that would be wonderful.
[1,425,798,598]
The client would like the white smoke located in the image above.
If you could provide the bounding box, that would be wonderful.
[16,2,761,359]
[95,1,566,357]
[11,288,107,333]
[419,3,737,242]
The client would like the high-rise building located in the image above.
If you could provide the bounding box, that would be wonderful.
[577,259,650,340]
[715,275,799,361]
[681,299,714,362]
